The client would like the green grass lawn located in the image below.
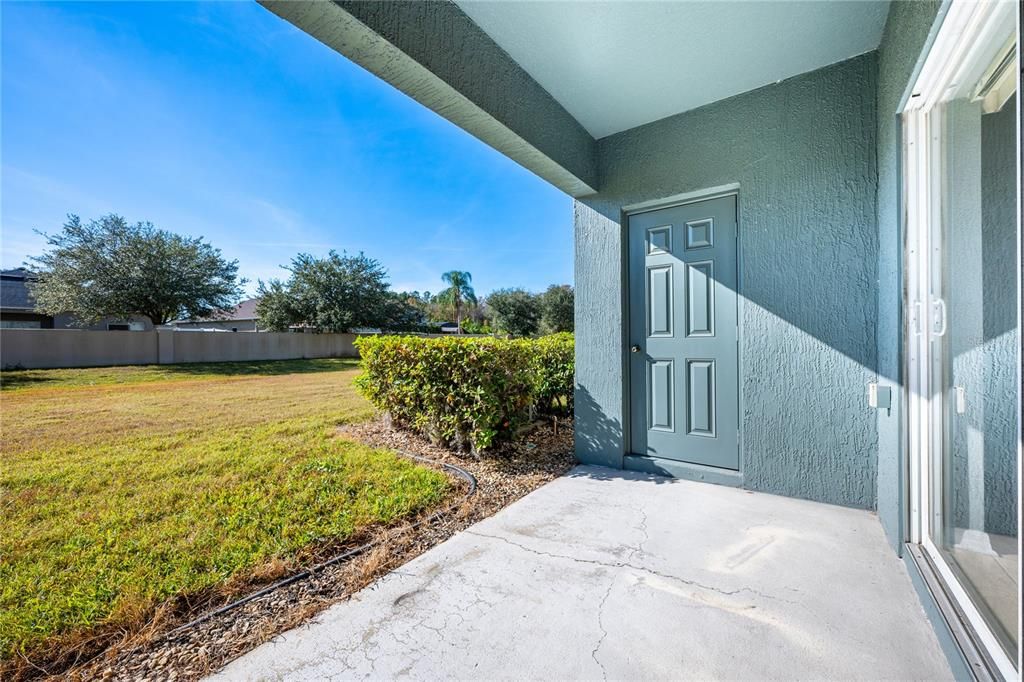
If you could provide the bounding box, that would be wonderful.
[0,359,449,664]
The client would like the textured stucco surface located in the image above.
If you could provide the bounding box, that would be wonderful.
[873,0,942,548]
[259,0,598,195]
[576,55,880,509]
[574,201,627,469]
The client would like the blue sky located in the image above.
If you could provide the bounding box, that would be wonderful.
[1,1,573,297]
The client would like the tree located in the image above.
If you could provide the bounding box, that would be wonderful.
[256,251,400,332]
[387,291,431,331]
[29,214,243,326]
[460,318,493,335]
[437,271,477,332]
[540,284,574,333]
[486,288,541,338]
[252,279,298,332]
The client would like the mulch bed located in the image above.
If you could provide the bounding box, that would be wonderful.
[51,416,575,682]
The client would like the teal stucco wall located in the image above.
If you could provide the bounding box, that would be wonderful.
[575,54,881,509]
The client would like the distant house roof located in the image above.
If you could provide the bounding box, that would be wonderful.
[0,269,39,312]
[174,297,260,324]
[221,298,259,321]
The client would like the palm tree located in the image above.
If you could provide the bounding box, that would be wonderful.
[439,271,477,333]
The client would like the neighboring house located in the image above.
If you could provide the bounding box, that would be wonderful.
[0,269,151,330]
[90,318,150,331]
[171,298,261,332]
[267,1,1020,677]
[0,269,52,328]
[170,298,322,333]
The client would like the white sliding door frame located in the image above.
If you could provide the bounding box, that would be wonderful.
[903,0,1020,678]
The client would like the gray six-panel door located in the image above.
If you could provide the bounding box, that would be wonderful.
[628,195,739,469]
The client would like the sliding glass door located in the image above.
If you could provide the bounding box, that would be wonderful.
[905,1,1019,677]
[932,85,1019,659]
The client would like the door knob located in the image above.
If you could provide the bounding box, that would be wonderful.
[630,345,641,353]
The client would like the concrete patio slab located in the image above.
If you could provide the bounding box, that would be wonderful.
[213,466,953,681]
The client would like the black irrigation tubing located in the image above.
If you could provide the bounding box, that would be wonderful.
[161,450,478,642]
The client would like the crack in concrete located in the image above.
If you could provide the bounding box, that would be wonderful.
[463,530,795,604]
[627,506,650,564]
[590,576,615,680]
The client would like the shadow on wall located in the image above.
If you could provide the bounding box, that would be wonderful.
[573,384,626,470]
[572,56,884,510]
[583,55,883,378]
[574,55,1019,516]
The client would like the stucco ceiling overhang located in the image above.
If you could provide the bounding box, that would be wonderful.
[456,1,891,139]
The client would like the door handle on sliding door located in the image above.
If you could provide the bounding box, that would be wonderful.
[931,298,947,337]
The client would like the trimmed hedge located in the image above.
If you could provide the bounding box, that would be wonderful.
[533,332,574,416]
[354,334,574,454]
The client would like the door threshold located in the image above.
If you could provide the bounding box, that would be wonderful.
[905,543,1001,681]
[623,454,743,487]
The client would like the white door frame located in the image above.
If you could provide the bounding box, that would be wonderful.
[902,0,1020,678]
